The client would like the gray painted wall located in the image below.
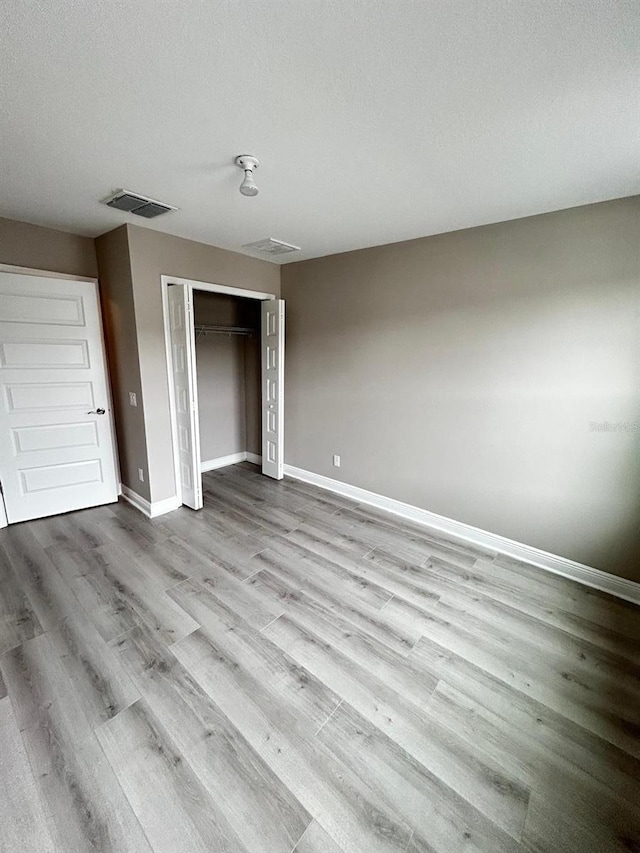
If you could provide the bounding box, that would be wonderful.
[94,226,149,499]
[0,218,141,495]
[281,197,640,581]
[196,334,246,461]
[0,217,98,278]
[3,202,637,583]
[193,292,260,462]
[125,225,279,502]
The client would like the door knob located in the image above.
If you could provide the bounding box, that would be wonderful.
[87,408,106,415]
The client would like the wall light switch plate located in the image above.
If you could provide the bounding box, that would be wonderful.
[137,468,144,482]
[333,455,341,467]
[129,392,137,407]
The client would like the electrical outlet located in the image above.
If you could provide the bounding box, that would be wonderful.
[333,455,341,467]
[137,468,144,482]
[129,392,137,407]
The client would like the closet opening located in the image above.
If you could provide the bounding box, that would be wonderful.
[162,276,284,511]
[194,291,262,474]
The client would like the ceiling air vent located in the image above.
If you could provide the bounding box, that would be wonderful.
[101,189,177,218]
[242,237,301,256]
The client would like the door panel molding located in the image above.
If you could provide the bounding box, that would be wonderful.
[261,299,285,480]
[0,272,119,523]
[166,284,202,510]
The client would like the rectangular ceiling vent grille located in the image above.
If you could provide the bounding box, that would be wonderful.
[242,237,301,255]
[101,189,177,218]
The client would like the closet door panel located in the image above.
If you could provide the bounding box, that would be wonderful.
[167,284,202,509]
[261,299,284,480]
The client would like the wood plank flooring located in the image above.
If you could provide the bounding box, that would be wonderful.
[1,462,639,853]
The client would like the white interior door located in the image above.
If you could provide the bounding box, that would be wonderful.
[261,299,285,480]
[167,284,202,509]
[0,273,119,523]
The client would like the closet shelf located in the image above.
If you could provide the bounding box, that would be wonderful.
[195,324,256,337]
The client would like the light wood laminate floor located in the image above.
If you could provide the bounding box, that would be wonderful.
[1,462,638,853]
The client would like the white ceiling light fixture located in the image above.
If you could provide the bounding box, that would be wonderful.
[235,155,260,197]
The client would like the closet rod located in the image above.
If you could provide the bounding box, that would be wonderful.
[194,324,255,337]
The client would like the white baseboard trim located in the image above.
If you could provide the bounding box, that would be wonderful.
[122,452,264,521]
[201,452,263,472]
[283,465,640,605]
[120,485,182,519]
[201,452,247,472]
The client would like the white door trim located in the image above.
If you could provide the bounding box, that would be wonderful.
[160,275,278,511]
[0,264,98,283]
[161,275,277,302]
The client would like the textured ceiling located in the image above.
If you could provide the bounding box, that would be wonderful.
[1,0,638,263]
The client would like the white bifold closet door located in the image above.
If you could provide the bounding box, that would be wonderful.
[167,284,202,509]
[261,299,285,480]
[0,272,119,523]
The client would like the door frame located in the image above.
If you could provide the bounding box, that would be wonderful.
[0,264,121,528]
[160,275,278,509]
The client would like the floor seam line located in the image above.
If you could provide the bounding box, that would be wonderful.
[288,818,313,853]
[314,698,344,736]
[242,562,266,583]
[259,611,286,633]
[91,709,157,853]
[379,593,394,612]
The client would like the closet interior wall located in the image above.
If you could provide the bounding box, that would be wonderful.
[192,291,261,466]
